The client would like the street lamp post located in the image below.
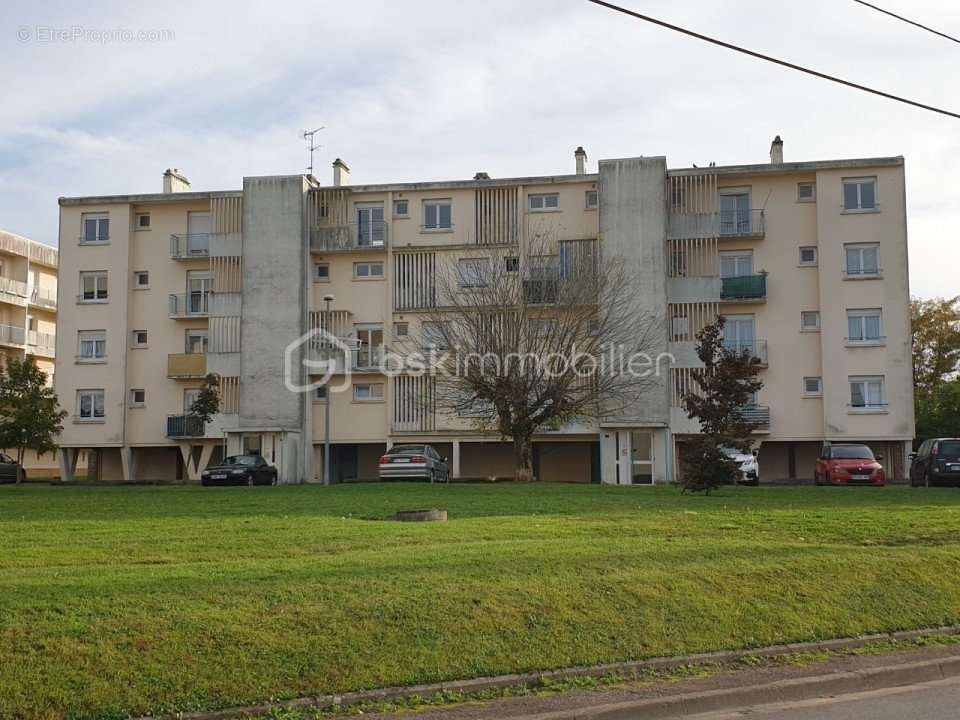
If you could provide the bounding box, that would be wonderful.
[323,293,334,486]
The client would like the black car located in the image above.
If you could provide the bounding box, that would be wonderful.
[0,453,26,484]
[201,454,278,486]
[910,438,960,487]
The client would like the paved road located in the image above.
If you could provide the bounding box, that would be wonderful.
[690,676,960,720]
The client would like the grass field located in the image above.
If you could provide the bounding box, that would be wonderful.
[3,483,960,719]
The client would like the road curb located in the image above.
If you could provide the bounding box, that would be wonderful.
[135,625,960,720]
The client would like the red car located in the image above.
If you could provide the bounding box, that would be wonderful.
[814,444,885,486]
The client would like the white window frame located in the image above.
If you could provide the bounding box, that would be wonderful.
[130,389,146,407]
[353,261,384,280]
[393,199,409,218]
[846,308,884,345]
[844,243,881,278]
[800,311,820,332]
[314,263,330,282]
[423,199,453,231]
[528,193,560,212]
[458,258,490,288]
[798,247,818,266]
[135,213,151,230]
[802,377,823,397]
[183,389,201,413]
[132,330,148,349]
[77,389,105,421]
[797,182,816,202]
[849,375,886,411]
[79,271,108,302]
[185,329,209,354]
[842,177,878,212]
[585,190,598,210]
[133,270,150,289]
[80,213,110,244]
[719,250,753,278]
[314,385,328,402]
[77,330,107,362]
[353,382,384,402]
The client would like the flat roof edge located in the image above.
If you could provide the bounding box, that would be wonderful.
[58,190,242,206]
[668,156,904,177]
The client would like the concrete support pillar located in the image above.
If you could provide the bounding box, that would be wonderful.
[452,440,461,479]
[120,446,136,482]
[599,432,617,484]
[177,443,215,482]
[58,448,78,483]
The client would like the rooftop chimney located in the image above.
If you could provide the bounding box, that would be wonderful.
[162,168,190,193]
[575,146,588,175]
[473,171,491,180]
[332,158,350,186]
[769,136,784,165]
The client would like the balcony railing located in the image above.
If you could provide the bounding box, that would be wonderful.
[169,292,210,318]
[0,324,26,347]
[719,209,765,237]
[311,221,388,252]
[30,286,57,309]
[167,353,207,378]
[27,331,56,355]
[738,404,771,429]
[721,274,767,301]
[0,276,28,298]
[723,339,768,366]
[352,346,384,370]
[170,234,211,259]
[523,278,559,305]
[166,414,205,438]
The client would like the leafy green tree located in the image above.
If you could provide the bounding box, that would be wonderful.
[0,357,67,483]
[912,297,960,443]
[680,318,763,494]
[188,373,221,426]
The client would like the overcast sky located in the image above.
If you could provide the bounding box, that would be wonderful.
[1,0,957,298]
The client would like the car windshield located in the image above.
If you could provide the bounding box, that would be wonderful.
[940,441,960,458]
[831,446,875,460]
[389,445,424,455]
[223,455,258,466]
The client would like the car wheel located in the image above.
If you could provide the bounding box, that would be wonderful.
[428,469,436,484]
[271,473,278,486]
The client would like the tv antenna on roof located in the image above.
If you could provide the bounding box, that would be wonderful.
[302,126,325,176]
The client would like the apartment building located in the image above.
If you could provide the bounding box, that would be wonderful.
[55,140,913,484]
[0,230,59,471]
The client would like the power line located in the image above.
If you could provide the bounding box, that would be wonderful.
[584,0,960,120]
[851,0,960,45]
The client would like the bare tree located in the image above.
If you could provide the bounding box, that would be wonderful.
[393,234,664,481]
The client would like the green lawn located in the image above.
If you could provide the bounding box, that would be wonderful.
[3,483,960,720]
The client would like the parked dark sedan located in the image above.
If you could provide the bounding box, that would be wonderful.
[0,453,26,484]
[910,438,960,487]
[201,454,278,486]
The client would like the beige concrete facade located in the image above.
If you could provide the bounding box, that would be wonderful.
[54,143,914,484]
[0,230,59,474]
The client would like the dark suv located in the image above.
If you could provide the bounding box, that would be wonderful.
[910,438,960,487]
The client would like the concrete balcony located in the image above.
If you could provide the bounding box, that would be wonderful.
[167,353,207,379]
[721,274,767,302]
[0,276,29,305]
[29,286,57,309]
[0,324,26,348]
[166,414,204,438]
[723,339,768,366]
[668,210,765,240]
[169,292,210,318]
[27,331,56,357]
[311,221,387,252]
[170,234,210,259]
[738,404,771,430]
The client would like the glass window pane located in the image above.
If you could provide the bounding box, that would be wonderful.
[868,381,883,405]
[848,316,862,340]
[846,248,860,274]
[425,204,437,228]
[94,394,104,416]
[865,315,881,339]
[850,382,865,406]
[80,394,92,415]
[545,195,559,208]
[862,247,878,272]
[371,263,383,277]
[84,219,97,242]
[439,204,452,228]
[843,183,859,209]
[860,182,876,208]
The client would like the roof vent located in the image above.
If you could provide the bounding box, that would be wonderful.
[474,172,491,180]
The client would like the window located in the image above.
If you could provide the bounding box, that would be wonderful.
[845,243,881,277]
[423,199,452,230]
[185,330,209,354]
[671,315,690,341]
[719,188,752,234]
[314,263,330,282]
[849,376,886,409]
[135,213,151,229]
[800,311,820,331]
[130,389,146,407]
[78,331,106,361]
[183,389,201,413]
[720,251,753,278]
[528,193,560,211]
[803,377,823,397]
[79,271,108,301]
[585,190,598,209]
[505,256,519,273]
[842,177,877,211]
[314,385,328,402]
[132,330,148,348]
[81,213,109,243]
[77,390,105,420]
[847,309,883,343]
[355,204,385,247]
[458,258,489,288]
[799,247,818,266]
[133,271,149,289]
[798,183,816,202]
[393,322,409,338]
[354,261,384,279]
[353,382,384,402]
[393,199,409,217]
[421,321,448,349]
[186,270,211,314]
